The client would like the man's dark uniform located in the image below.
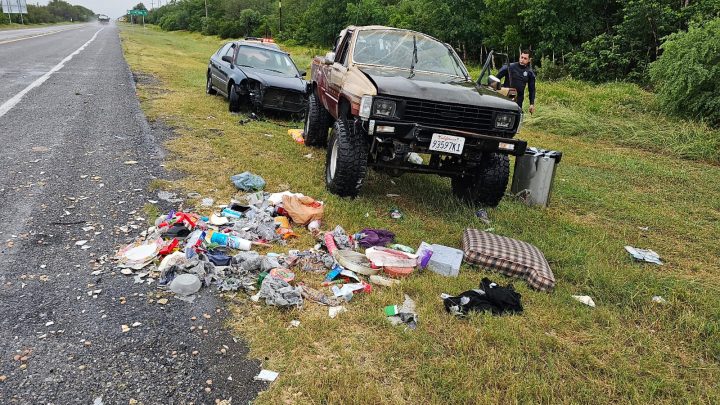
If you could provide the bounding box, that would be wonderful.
[496,62,536,108]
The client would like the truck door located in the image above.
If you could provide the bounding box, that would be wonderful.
[326,30,353,117]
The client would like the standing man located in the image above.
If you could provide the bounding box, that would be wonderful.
[496,50,536,114]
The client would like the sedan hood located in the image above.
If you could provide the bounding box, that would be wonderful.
[357,66,520,112]
[238,66,307,92]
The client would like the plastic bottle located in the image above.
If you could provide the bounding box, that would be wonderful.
[221,207,243,219]
[207,230,251,251]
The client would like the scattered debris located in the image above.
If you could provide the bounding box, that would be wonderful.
[230,172,265,191]
[443,278,524,316]
[651,295,667,304]
[386,294,418,330]
[254,369,279,382]
[572,295,596,307]
[625,246,663,265]
[328,306,346,318]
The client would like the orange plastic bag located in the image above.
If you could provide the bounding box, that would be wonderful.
[282,195,324,225]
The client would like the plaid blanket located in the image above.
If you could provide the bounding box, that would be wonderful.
[461,229,555,292]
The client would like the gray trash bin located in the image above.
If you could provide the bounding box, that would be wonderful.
[510,147,562,207]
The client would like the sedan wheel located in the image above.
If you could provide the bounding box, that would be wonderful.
[206,74,216,95]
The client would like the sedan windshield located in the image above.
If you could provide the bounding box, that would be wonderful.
[353,30,467,77]
[235,46,299,76]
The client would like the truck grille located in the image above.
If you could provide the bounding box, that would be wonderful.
[262,88,305,112]
[402,98,516,135]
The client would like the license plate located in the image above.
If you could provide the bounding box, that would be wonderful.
[429,133,465,155]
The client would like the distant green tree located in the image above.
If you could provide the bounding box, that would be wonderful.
[650,18,720,126]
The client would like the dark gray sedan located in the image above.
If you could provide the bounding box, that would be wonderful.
[206,40,308,114]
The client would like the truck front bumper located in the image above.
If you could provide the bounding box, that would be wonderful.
[366,120,527,157]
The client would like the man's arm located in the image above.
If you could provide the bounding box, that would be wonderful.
[528,71,536,113]
[496,64,508,81]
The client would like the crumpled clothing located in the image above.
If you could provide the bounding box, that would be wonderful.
[232,251,263,273]
[443,278,523,316]
[261,256,281,272]
[230,171,266,191]
[282,195,324,226]
[207,250,232,266]
[300,284,343,306]
[258,276,303,307]
[296,255,334,272]
[163,258,216,288]
[231,208,280,242]
[332,225,352,250]
[357,228,395,248]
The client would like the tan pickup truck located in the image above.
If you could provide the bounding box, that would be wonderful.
[304,25,527,207]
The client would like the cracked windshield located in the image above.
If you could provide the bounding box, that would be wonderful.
[353,30,466,77]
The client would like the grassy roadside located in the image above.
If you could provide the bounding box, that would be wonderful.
[120,25,720,404]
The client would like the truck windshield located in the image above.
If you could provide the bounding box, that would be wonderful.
[353,30,467,77]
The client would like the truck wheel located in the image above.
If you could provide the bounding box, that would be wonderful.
[451,153,510,207]
[325,119,368,198]
[206,74,216,95]
[303,92,331,147]
[228,83,241,113]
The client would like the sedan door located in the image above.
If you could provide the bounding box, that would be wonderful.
[215,43,237,93]
[210,43,233,91]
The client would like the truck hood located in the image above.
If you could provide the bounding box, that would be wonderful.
[357,66,520,112]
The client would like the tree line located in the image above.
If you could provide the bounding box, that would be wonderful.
[1,0,95,24]
[146,0,719,82]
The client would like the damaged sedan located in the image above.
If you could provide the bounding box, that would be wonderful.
[206,40,308,114]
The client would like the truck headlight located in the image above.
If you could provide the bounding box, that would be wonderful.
[359,95,373,119]
[373,98,396,118]
[494,113,516,130]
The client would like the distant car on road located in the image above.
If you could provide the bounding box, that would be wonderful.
[206,40,308,114]
[98,14,110,24]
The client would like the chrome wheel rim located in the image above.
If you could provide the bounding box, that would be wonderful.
[329,137,338,180]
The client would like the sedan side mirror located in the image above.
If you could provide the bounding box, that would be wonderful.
[299,70,307,77]
[222,55,233,64]
[323,52,336,65]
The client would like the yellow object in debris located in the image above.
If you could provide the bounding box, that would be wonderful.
[288,129,304,144]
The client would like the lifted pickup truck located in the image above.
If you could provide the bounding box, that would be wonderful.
[304,26,527,207]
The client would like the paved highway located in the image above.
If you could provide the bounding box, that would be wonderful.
[0,23,264,403]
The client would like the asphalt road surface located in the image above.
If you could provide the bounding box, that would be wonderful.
[0,23,265,403]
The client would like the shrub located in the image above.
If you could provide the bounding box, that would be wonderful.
[536,56,568,81]
[649,18,720,127]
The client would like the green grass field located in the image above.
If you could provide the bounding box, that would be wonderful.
[120,25,720,404]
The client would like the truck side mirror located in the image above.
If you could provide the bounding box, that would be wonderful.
[488,75,501,90]
[324,52,336,65]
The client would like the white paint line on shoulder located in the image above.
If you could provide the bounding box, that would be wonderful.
[0,28,104,119]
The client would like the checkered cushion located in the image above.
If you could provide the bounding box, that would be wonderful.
[461,229,555,292]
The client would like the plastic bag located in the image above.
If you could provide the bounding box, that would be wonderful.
[282,195,324,225]
[230,171,266,191]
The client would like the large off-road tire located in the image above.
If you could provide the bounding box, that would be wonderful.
[451,153,510,207]
[206,74,217,95]
[228,83,241,113]
[303,91,332,147]
[325,119,368,198]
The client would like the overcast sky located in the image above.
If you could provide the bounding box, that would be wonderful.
[33,0,169,19]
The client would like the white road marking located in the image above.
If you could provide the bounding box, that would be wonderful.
[0,28,104,119]
[0,24,87,45]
